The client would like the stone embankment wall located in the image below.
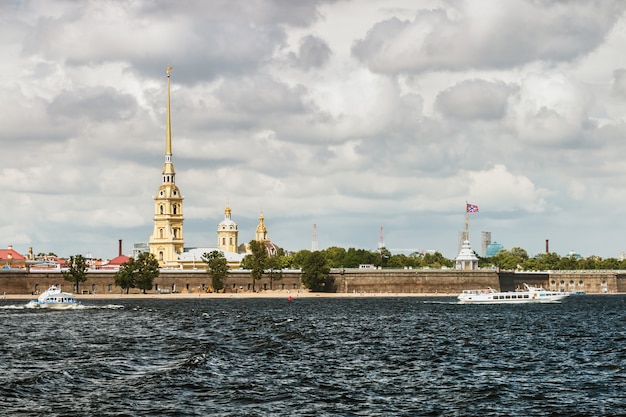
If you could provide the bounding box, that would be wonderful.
[330,269,500,294]
[0,268,623,295]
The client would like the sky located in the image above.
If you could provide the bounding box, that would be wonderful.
[3,0,626,261]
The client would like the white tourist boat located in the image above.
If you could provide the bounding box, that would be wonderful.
[26,285,82,309]
[457,283,570,304]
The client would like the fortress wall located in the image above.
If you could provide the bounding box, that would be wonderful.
[1,269,625,295]
[330,269,500,294]
[0,270,303,295]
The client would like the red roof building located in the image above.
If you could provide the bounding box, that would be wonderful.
[101,255,131,270]
[0,246,26,269]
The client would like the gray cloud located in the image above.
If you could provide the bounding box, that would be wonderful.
[48,87,138,122]
[613,69,626,97]
[291,35,332,70]
[4,0,626,260]
[352,1,625,74]
[435,79,517,120]
[216,74,307,115]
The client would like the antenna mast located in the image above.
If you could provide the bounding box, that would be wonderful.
[311,223,318,251]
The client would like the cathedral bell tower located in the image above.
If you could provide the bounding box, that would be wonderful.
[149,66,184,266]
[217,202,238,253]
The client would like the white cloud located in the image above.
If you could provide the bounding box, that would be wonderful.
[507,73,589,146]
[2,0,626,259]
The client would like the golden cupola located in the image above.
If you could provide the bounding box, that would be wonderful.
[255,212,268,242]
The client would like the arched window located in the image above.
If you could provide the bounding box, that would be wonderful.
[159,251,164,261]
[173,204,177,214]
[222,237,226,245]
[159,205,164,214]
[159,228,164,238]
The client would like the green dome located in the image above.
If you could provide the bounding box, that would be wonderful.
[486,241,504,257]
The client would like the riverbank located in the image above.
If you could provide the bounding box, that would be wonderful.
[3,290,454,301]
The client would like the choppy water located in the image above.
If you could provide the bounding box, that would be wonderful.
[1,295,625,416]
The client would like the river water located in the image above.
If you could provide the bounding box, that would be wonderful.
[1,295,625,416]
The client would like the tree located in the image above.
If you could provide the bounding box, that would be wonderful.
[246,240,267,291]
[62,254,88,294]
[290,250,311,269]
[114,258,138,294]
[202,250,229,292]
[266,251,284,290]
[323,246,347,268]
[422,252,453,269]
[377,247,392,268]
[301,251,332,291]
[135,252,160,294]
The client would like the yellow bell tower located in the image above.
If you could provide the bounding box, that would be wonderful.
[255,211,268,242]
[217,202,239,253]
[149,66,184,266]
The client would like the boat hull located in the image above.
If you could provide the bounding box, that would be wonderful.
[26,300,81,309]
[39,302,80,310]
[457,284,570,304]
[457,297,567,304]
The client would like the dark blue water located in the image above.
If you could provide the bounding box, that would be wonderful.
[1,296,625,416]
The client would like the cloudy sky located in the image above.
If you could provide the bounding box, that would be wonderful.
[3,0,626,260]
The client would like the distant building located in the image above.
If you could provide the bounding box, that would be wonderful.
[217,203,238,253]
[455,240,479,270]
[0,245,26,269]
[132,243,149,258]
[486,241,504,258]
[481,231,491,258]
[252,212,281,257]
[101,254,131,271]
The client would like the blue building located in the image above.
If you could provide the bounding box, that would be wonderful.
[486,241,504,257]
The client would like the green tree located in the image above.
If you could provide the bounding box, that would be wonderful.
[266,252,284,290]
[377,247,392,268]
[289,249,311,269]
[202,250,229,292]
[301,251,332,291]
[246,240,267,291]
[62,254,88,294]
[557,255,578,270]
[135,252,160,294]
[490,248,526,270]
[265,248,287,290]
[114,258,138,294]
[323,246,347,268]
[422,252,453,269]
[526,252,560,271]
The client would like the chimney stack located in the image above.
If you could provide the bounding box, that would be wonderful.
[545,239,549,254]
[118,239,122,257]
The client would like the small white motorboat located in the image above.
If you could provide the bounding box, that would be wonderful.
[457,283,570,304]
[27,285,82,309]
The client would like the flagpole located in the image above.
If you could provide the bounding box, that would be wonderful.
[465,201,469,241]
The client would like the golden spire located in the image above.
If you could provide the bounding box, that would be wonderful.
[162,66,175,182]
[224,200,232,220]
[256,211,268,241]
[165,66,173,157]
